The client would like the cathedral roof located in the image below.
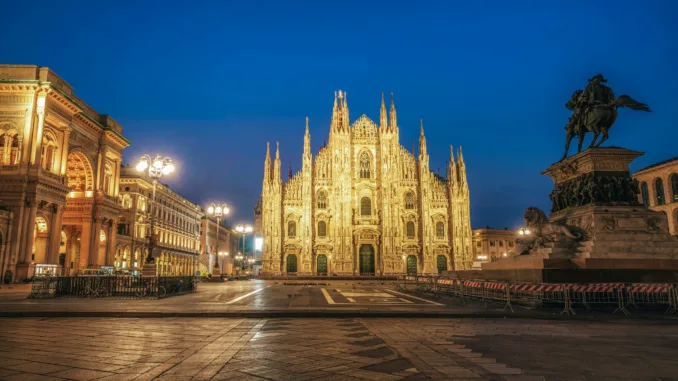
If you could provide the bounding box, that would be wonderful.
[352,114,378,139]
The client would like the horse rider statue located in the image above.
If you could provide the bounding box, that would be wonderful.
[561,74,651,161]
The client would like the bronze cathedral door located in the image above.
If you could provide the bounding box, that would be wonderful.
[359,244,375,275]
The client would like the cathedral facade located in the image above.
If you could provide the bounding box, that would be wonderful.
[261,91,473,276]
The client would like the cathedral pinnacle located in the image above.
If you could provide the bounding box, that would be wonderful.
[305,116,309,135]
[275,141,280,160]
[380,92,388,130]
[389,92,397,129]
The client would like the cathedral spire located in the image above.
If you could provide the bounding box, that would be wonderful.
[379,92,388,131]
[288,160,293,180]
[389,92,397,131]
[342,91,349,131]
[458,146,468,187]
[419,118,427,157]
[263,142,271,184]
[273,141,281,182]
[448,145,457,185]
[303,117,311,160]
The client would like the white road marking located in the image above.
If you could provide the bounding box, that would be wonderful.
[321,288,336,304]
[340,292,392,297]
[224,287,267,304]
[347,298,356,303]
[386,289,444,305]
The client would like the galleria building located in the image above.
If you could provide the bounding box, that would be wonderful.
[261,91,473,276]
[0,65,233,281]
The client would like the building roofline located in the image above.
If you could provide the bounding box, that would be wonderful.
[634,156,678,175]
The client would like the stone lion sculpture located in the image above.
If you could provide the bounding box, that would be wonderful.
[517,207,582,255]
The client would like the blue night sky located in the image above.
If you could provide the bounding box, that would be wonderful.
[3,1,677,228]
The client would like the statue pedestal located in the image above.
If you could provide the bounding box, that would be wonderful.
[482,147,678,275]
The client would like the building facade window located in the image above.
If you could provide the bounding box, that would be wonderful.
[656,178,666,206]
[641,182,650,207]
[405,192,415,209]
[318,221,327,237]
[288,221,296,238]
[359,151,371,179]
[317,191,327,209]
[406,221,415,238]
[672,174,678,202]
[360,197,371,216]
[435,222,444,238]
[490,240,495,246]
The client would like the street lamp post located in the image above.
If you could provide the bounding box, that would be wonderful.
[235,224,253,272]
[219,251,229,274]
[136,154,175,276]
[206,203,230,276]
[235,253,243,274]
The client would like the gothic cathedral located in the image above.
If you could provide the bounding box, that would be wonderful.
[261,91,473,276]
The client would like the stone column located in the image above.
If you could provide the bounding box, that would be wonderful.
[59,127,71,177]
[95,145,108,191]
[354,242,360,276]
[21,201,37,264]
[88,218,102,267]
[31,93,47,168]
[47,205,65,265]
[20,102,34,172]
[106,221,116,266]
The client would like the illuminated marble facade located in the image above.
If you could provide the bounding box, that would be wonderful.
[261,91,473,275]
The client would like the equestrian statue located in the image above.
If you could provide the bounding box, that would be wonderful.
[561,74,651,160]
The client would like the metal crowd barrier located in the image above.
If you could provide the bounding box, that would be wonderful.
[396,275,678,316]
[28,276,198,299]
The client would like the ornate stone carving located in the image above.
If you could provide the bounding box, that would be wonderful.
[516,207,582,254]
[549,172,641,213]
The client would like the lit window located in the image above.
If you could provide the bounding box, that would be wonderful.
[317,191,327,209]
[435,222,444,238]
[359,151,371,179]
[656,178,666,206]
[406,221,415,238]
[405,192,415,209]
[360,197,371,216]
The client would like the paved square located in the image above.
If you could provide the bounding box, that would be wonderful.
[1,317,677,380]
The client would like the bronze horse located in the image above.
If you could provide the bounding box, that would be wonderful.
[562,90,650,160]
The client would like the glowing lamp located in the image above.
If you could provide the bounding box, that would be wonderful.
[207,206,214,214]
[136,160,148,172]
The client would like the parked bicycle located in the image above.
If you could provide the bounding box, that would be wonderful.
[134,280,166,298]
[78,284,109,298]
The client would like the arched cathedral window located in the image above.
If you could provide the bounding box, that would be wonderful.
[360,197,371,216]
[405,192,415,209]
[655,178,665,206]
[318,221,327,237]
[641,182,650,207]
[406,221,415,238]
[317,191,327,209]
[436,222,444,238]
[288,221,296,238]
[359,151,371,179]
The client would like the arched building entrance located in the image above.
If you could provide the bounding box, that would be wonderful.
[316,254,328,275]
[286,254,298,273]
[406,255,417,275]
[359,244,375,275]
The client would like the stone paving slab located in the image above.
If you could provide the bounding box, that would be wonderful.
[3,281,677,321]
[2,317,678,380]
